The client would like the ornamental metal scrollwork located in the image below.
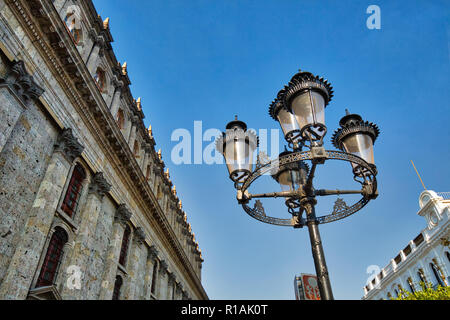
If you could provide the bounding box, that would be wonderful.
[332,198,349,215]
[239,149,377,227]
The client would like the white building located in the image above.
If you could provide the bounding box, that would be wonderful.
[363,190,450,300]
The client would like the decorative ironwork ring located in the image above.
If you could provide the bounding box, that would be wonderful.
[239,150,377,227]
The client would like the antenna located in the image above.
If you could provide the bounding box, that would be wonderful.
[410,160,427,190]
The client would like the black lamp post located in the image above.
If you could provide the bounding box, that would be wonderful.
[216,69,380,300]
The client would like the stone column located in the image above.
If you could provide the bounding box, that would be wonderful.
[98,204,132,300]
[61,172,111,300]
[143,245,158,300]
[158,260,168,300]
[122,227,146,300]
[0,128,83,299]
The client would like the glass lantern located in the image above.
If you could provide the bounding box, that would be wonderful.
[216,117,259,183]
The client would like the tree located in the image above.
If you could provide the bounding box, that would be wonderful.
[392,282,450,300]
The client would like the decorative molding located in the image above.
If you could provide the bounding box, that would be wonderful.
[54,128,84,162]
[159,260,168,273]
[88,172,111,198]
[115,203,132,225]
[168,271,176,284]
[148,245,159,261]
[133,227,146,244]
[0,60,44,103]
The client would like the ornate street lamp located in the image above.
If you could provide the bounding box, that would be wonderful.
[332,110,380,177]
[216,116,258,185]
[216,69,380,300]
[278,71,334,146]
[269,99,302,148]
[271,147,309,214]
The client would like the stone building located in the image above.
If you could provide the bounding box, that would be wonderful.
[0,0,207,300]
[362,190,449,300]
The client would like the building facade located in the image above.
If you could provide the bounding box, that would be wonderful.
[0,0,207,300]
[363,190,450,300]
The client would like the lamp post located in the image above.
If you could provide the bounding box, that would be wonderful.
[216,69,380,300]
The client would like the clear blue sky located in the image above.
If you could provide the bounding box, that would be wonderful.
[92,0,449,299]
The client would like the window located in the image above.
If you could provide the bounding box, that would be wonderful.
[36,227,68,288]
[94,68,106,92]
[150,262,158,296]
[430,263,445,287]
[118,225,131,266]
[61,164,86,218]
[446,252,450,263]
[64,12,82,44]
[418,269,427,285]
[112,275,123,300]
[116,109,125,130]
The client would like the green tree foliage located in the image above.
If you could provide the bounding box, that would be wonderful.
[392,282,450,300]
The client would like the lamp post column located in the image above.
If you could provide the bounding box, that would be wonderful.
[304,200,334,300]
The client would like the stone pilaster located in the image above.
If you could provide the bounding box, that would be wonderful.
[98,204,132,300]
[109,80,123,116]
[158,260,169,300]
[167,272,176,300]
[143,245,159,300]
[0,60,44,153]
[86,36,105,74]
[61,172,111,300]
[141,147,149,171]
[127,118,138,151]
[122,227,146,300]
[176,283,184,300]
[0,128,83,299]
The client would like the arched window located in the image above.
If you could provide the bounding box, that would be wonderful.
[150,262,158,296]
[94,67,106,92]
[394,289,399,298]
[417,269,427,286]
[430,263,445,287]
[112,275,123,300]
[36,227,68,288]
[61,164,86,218]
[116,109,125,130]
[118,225,131,266]
[64,12,82,44]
